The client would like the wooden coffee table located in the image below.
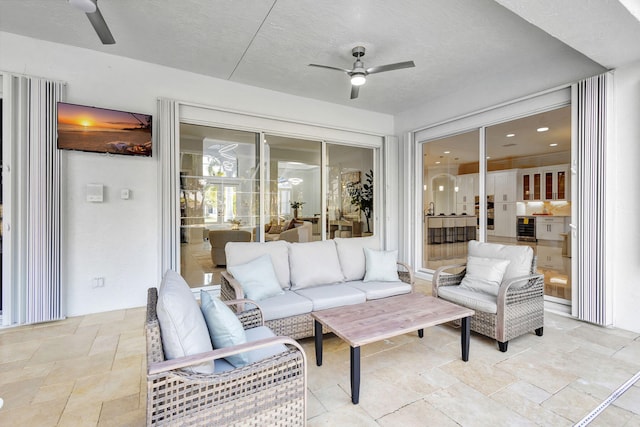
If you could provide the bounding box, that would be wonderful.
[311,292,474,404]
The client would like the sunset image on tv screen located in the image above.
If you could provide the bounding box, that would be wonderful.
[57,102,152,156]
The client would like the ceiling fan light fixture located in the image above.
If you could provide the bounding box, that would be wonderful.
[351,73,366,86]
[69,0,97,13]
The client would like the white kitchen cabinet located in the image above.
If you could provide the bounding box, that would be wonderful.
[492,170,517,202]
[494,202,516,238]
[536,217,568,241]
[456,174,476,204]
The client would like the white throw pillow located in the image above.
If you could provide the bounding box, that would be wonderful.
[459,256,511,296]
[227,254,285,301]
[226,241,291,289]
[468,240,533,282]
[363,248,400,282]
[156,270,214,374]
[289,240,344,290]
[200,290,248,368]
[335,237,381,281]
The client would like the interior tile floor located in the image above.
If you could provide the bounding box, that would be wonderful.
[1,280,639,426]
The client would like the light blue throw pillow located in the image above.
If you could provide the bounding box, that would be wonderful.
[227,254,285,301]
[363,248,400,282]
[200,290,249,367]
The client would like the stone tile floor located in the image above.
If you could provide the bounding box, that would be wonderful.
[1,280,639,426]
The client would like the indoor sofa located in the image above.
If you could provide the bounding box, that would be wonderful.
[220,237,415,339]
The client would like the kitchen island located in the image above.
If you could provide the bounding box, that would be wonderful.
[426,214,477,244]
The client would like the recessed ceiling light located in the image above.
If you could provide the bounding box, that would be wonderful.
[506,133,515,137]
[486,156,491,160]
[549,143,558,147]
[537,127,549,132]
[444,151,450,154]
[435,161,441,164]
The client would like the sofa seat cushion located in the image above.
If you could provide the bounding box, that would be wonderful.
[346,280,412,300]
[256,290,314,322]
[214,326,288,373]
[226,241,291,289]
[334,236,380,281]
[437,285,498,314]
[295,284,366,311]
[289,240,344,290]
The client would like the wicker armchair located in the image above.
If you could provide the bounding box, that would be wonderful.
[145,288,307,426]
[432,247,544,352]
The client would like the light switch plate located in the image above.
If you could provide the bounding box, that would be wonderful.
[87,184,104,202]
[120,189,130,200]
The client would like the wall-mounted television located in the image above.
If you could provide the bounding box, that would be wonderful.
[57,102,152,157]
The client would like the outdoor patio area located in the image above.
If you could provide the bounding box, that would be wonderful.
[0,280,639,426]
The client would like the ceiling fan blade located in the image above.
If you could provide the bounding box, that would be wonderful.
[366,61,415,75]
[350,85,360,100]
[308,64,351,74]
[86,4,115,44]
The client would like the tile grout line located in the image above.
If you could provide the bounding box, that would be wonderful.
[574,369,640,426]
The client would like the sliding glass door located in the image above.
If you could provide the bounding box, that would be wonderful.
[419,106,572,303]
[179,124,259,287]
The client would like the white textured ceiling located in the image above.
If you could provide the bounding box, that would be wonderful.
[1,0,639,115]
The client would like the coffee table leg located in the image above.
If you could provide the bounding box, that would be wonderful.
[314,320,323,366]
[350,346,360,404]
[461,316,470,361]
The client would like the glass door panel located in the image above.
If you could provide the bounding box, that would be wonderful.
[263,135,321,242]
[485,106,572,303]
[326,144,374,239]
[179,124,259,287]
[421,130,479,271]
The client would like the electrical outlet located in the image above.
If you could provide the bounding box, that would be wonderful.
[92,277,105,288]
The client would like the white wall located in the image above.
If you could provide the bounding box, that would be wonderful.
[0,32,393,316]
[610,59,640,333]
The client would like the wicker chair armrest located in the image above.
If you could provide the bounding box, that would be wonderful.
[396,261,415,290]
[148,336,305,375]
[497,273,544,307]
[224,298,265,328]
[220,271,245,311]
[432,263,467,297]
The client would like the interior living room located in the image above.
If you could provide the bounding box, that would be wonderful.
[1,1,640,425]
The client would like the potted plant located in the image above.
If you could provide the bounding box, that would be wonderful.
[229,218,242,230]
[346,170,373,233]
[290,201,305,219]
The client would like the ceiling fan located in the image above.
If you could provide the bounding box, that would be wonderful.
[69,0,115,45]
[309,46,415,99]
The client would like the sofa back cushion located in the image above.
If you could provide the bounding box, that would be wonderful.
[156,270,214,374]
[334,236,381,281]
[468,240,533,283]
[226,241,290,289]
[289,240,344,290]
